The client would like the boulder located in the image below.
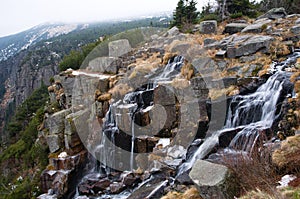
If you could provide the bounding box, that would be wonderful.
[257,7,287,20]
[226,35,274,58]
[109,39,132,57]
[88,57,121,74]
[224,23,248,34]
[291,25,300,34]
[93,179,111,192]
[110,182,126,194]
[199,20,217,34]
[189,160,239,199]
[167,26,180,36]
[242,19,272,33]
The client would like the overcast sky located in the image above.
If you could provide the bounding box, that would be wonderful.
[0,0,210,37]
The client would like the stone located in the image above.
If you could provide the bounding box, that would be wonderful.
[189,160,239,199]
[167,145,187,159]
[257,7,287,20]
[88,57,121,74]
[296,18,300,25]
[46,109,71,135]
[223,23,248,34]
[226,35,274,58]
[153,84,176,106]
[291,25,300,34]
[167,26,180,36]
[37,194,58,199]
[203,38,216,46]
[109,39,132,57]
[199,20,217,34]
[93,179,111,192]
[242,19,272,33]
[121,172,141,187]
[215,50,226,58]
[47,135,62,153]
[97,93,112,102]
[110,182,126,194]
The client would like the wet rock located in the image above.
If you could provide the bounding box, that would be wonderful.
[296,18,300,24]
[135,136,159,153]
[167,145,186,159]
[109,39,132,57]
[128,180,168,199]
[189,160,239,199]
[121,172,141,187]
[37,193,58,199]
[257,7,287,20]
[224,23,248,34]
[93,178,111,192]
[242,19,272,33]
[110,182,126,194]
[116,103,138,134]
[199,20,217,34]
[154,84,176,106]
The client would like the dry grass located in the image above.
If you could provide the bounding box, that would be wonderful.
[161,187,202,199]
[239,189,276,199]
[223,144,282,198]
[272,135,300,172]
[181,62,194,80]
[109,83,133,99]
[290,72,300,83]
[209,85,239,100]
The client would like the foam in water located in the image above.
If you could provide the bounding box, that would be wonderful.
[178,51,300,176]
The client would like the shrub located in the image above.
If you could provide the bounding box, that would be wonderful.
[230,12,243,19]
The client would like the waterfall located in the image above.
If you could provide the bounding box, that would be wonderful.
[178,51,300,176]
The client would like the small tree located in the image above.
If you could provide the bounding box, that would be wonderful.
[171,0,199,31]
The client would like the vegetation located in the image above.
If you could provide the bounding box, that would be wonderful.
[0,85,49,199]
[171,0,200,31]
[258,0,300,14]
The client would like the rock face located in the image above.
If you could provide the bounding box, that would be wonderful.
[199,20,217,34]
[189,160,239,199]
[88,57,121,74]
[257,7,287,20]
[242,19,272,33]
[226,35,274,58]
[224,23,248,34]
[108,39,132,57]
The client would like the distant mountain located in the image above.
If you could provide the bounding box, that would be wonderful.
[0,23,89,61]
[0,12,172,62]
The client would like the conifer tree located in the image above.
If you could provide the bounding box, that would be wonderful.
[171,0,199,30]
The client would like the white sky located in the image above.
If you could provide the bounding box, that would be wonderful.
[0,0,210,37]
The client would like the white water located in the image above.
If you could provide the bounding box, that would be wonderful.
[178,52,300,176]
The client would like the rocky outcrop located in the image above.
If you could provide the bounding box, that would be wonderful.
[257,7,287,20]
[199,20,217,34]
[189,160,239,199]
[224,23,248,34]
[242,18,272,33]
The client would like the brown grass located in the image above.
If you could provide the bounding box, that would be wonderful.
[109,83,133,99]
[161,187,202,199]
[272,135,300,172]
[223,146,282,198]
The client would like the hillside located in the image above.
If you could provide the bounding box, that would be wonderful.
[0,5,300,199]
[0,16,171,143]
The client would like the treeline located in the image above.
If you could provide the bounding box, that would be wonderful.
[172,0,300,31]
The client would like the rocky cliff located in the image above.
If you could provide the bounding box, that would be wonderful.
[35,9,300,199]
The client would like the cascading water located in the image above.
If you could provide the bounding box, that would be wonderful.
[178,51,300,175]
[98,55,185,174]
